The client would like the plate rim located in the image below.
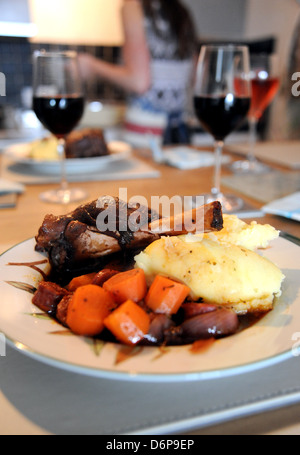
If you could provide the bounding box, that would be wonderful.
[0,237,297,383]
[4,327,293,383]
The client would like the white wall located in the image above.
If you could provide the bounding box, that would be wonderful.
[182,0,247,40]
[244,0,300,70]
[183,0,300,63]
[0,0,31,22]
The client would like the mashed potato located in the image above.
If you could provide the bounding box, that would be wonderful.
[30,137,58,161]
[135,218,284,314]
[203,214,279,250]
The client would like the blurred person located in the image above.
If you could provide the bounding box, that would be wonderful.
[78,0,198,145]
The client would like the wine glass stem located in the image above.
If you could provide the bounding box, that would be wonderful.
[57,137,68,193]
[211,140,224,199]
[247,117,258,163]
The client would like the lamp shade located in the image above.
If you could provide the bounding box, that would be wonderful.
[28,0,124,46]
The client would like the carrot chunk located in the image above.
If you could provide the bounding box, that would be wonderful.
[103,268,147,304]
[67,272,97,291]
[104,299,150,345]
[145,275,190,315]
[66,284,115,336]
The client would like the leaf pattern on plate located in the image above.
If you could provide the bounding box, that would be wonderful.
[151,345,171,361]
[5,280,37,294]
[7,259,49,280]
[25,311,51,320]
[115,345,144,364]
[189,338,215,353]
[49,329,74,336]
[84,338,106,356]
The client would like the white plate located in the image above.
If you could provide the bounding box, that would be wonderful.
[4,140,131,175]
[0,237,299,382]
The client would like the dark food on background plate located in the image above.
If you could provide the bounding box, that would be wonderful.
[65,128,109,158]
[32,197,284,347]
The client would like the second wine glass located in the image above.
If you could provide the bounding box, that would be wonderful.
[32,50,87,204]
[193,44,251,212]
[231,53,280,174]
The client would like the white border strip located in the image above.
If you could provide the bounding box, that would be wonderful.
[0,22,37,38]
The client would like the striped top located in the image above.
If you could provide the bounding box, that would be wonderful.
[128,8,195,115]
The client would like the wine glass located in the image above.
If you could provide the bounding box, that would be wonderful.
[32,50,87,204]
[193,45,251,212]
[231,53,280,173]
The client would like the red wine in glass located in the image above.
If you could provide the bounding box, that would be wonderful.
[193,45,251,212]
[32,50,86,204]
[194,94,251,141]
[33,95,84,138]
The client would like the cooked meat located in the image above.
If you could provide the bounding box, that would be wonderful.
[65,128,109,158]
[32,281,70,316]
[56,294,73,327]
[35,196,223,273]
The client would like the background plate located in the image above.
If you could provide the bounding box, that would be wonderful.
[4,140,131,175]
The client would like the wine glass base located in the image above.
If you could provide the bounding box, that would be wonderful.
[230,159,270,174]
[192,193,244,213]
[40,188,88,204]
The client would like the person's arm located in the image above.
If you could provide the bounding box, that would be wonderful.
[78,0,151,94]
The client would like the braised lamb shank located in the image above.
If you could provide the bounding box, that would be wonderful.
[35,196,223,274]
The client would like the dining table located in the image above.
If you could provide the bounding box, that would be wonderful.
[0,134,300,436]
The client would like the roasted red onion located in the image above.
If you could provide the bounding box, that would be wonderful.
[181,308,239,339]
[182,302,218,319]
[164,307,239,345]
[143,314,175,345]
